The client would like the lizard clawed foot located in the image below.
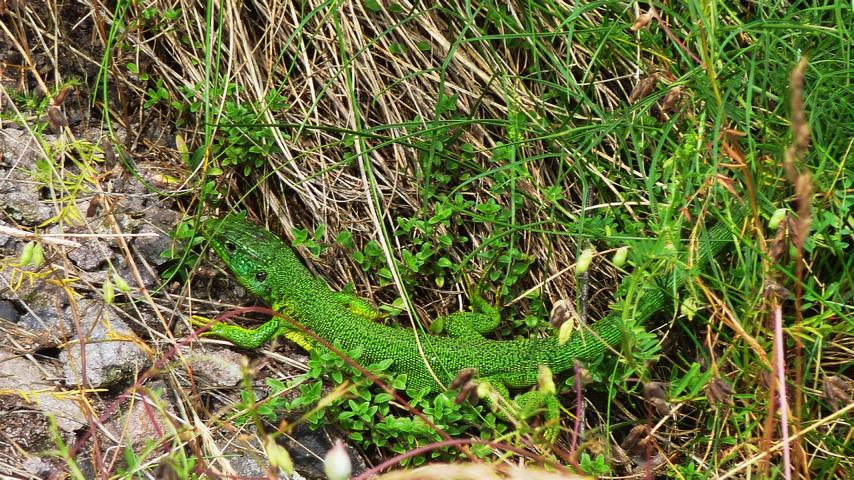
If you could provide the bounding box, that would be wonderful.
[189,314,292,350]
[515,390,562,443]
[190,315,225,336]
[450,369,562,444]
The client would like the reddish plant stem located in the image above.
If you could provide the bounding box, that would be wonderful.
[569,360,584,458]
[772,303,792,480]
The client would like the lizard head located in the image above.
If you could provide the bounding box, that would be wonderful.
[200,215,289,301]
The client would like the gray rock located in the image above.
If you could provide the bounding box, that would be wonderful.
[106,380,176,449]
[67,238,113,271]
[0,129,56,226]
[110,212,141,236]
[0,299,19,323]
[59,300,150,388]
[113,173,155,213]
[22,457,56,478]
[15,282,71,334]
[0,409,52,462]
[182,347,244,387]
[218,433,307,480]
[218,443,269,478]
[0,230,13,249]
[133,207,181,267]
[286,425,368,480]
[112,253,158,290]
[0,178,55,226]
[0,348,87,432]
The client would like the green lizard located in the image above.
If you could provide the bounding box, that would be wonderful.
[198,209,744,434]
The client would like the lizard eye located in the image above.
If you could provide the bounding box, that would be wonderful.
[224,241,237,253]
[255,271,267,283]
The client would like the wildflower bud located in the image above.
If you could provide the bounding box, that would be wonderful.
[449,368,475,390]
[557,317,576,345]
[264,436,294,475]
[576,248,594,275]
[643,381,671,416]
[612,246,628,267]
[823,376,851,411]
[324,439,351,480]
[680,297,700,320]
[769,208,788,229]
[455,383,478,405]
[550,299,573,329]
[621,424,649,455]
[476,380,492,400]
[19,241,35,266]
[538,365,555,395]
[112,271,131,292]
[31,243,44,267]
[103,280,115,305]
[706,377,735,405]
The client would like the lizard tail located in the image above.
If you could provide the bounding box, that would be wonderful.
[552,206,748,368]
[551,314,624,368]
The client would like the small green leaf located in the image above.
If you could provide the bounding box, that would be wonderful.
[314,224,326,240]
[374,393,393,403]
[364,0,381,11]
[336,231,354,249]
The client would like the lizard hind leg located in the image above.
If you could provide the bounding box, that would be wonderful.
[475,376,562,443]
[514,390,562,443]
[430,291,501,339]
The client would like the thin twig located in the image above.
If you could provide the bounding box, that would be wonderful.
[772,301,792,480]
[0,224,82,248]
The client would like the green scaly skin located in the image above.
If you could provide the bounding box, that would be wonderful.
[199,210,743,434]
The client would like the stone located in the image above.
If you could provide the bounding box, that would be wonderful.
[183,347,244,387]
[0,129,56,226]
[14,282,71,334]
[108,381,176,449]
[133,207,181,267]
[0,348,87,432]
[0,299,19,323]
[59,300,150,388]
[67,238,113,271]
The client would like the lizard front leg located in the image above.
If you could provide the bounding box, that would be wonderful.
[194,315,312,350]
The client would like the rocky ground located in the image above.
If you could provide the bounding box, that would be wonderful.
[0,1,361,474]
[0,126,356,478]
